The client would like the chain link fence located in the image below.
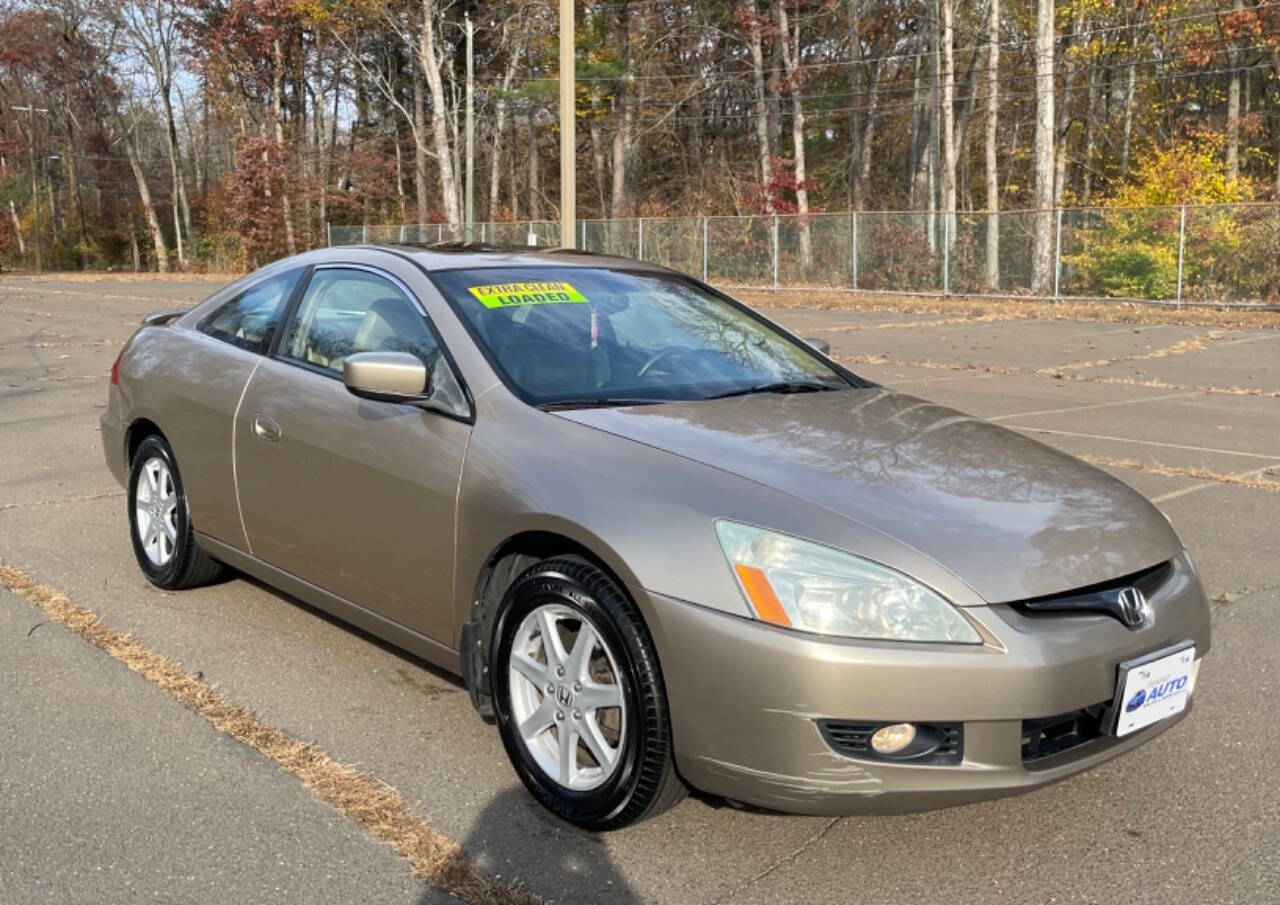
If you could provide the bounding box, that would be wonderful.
[329,203,1280,307]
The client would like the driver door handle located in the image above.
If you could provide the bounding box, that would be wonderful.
[252,413,281,442]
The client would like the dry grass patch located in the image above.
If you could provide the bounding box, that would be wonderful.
[0,563,539,905]
[1075,455,1280,493]
[737,289,1280,330]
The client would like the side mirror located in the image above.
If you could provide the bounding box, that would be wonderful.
[342,352,431,403]
[803,337,831,356]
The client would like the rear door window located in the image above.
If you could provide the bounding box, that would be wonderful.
[197,268,303,354]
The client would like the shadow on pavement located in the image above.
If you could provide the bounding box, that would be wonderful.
[425,786,643,905]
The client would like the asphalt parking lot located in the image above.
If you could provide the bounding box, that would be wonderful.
[2,275,1278,904]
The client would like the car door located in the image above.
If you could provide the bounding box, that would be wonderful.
[165,266,305,547]
[233,264,472,644]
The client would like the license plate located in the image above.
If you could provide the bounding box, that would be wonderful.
[1112,642,1197,737]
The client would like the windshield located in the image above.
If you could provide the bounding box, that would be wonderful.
[432,266,851,407]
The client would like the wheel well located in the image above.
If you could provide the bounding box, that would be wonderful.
[461,531,632,721]
[126,418,164,465]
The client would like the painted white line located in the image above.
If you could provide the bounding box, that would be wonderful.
[880,372,999,387]
[1062,324,1168,338]
[1216,332,1280,347]
[1006,425,1280,460]
[990,390,1202,422]
[1153,465,1280,503]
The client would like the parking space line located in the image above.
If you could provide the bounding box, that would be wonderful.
[1150,464,1280,503]
[1216,332,1280,347]
[1076,455,1280,496]
[1006,426,1280,460]
[990,391,1201,422]
[0,563,540,905]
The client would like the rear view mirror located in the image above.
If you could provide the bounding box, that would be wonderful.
[803,337,831,356]
[343,352,431,403]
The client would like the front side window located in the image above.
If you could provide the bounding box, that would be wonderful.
[431,267,852,407]
[197,268,302,354]
[281,268,467,416]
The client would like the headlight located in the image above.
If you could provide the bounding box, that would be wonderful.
[715,521,981,643]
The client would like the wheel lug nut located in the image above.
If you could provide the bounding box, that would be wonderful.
[556,667,565,678]
[555,710,565,721]
[572,709,582,720]
[572,682,582,692]
[545,683,554,693]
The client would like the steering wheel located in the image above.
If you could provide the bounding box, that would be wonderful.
[636,345,695,378]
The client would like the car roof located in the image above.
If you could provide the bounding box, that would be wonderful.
[334,243,670,274]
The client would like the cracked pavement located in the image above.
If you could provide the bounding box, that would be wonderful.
[2,276,1278,904]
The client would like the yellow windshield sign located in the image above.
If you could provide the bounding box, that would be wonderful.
[467,281,588,308]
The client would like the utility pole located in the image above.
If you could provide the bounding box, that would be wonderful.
[559,0,576,248]
[465,14,475,241]
[13,105,49,272]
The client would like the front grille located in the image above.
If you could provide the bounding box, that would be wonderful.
[1013,560,1174,627]
[819,720,963,765]
[1021,704,1109,762]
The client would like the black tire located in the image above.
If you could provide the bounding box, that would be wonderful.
[127,434,224,590]
[490,558,685,830]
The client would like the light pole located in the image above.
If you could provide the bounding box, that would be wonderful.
[559,0,575,248]
[13,104,49,272]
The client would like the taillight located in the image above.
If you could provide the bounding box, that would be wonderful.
[110,350,122,385]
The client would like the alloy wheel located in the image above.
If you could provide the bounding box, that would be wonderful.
[134,456,178,566]
[506,603,627,791]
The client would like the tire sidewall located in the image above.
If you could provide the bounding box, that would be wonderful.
[127,435,192,588]
[491,566,648,827]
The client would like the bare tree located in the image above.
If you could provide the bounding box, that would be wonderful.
[112,0,192,266]
[985,0,1000,290]
[1031,0,1055,294]
[939,0,956,250]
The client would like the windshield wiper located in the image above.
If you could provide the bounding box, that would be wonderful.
[538,397,666,411]
[704,380,844,400]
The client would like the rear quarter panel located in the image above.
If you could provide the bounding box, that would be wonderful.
[119,325,258,548]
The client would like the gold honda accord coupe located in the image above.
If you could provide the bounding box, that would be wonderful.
[103,245,1210,830]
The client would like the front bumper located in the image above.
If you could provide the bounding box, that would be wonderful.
[634,551,1211,815]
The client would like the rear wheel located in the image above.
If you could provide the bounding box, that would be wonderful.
[127,435,224,589]
[491,558,685,830]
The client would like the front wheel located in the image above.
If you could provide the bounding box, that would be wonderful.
[491,558,685,830]
[127,434,224,590]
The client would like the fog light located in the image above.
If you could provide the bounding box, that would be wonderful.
[870,722,917,754]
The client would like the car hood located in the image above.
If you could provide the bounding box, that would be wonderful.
[555,387,1182,604]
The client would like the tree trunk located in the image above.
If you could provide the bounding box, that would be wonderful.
[610,0,633,220]
[420,0,461,227]
[1082,63,1100,204]
[745,1,773,211]
[160,79,193,262]
[160,80,185,267]
[1226,0,1243,182]
[129,210,141,272]
[272,37,297,255]
[774,1,810,266]
[120,122,169,272]
[413,53,430,227]
[489,50,519,221]
[1121,60,1136,178]
[1031,0,1055,295]
[939,0,956,250]
[854,62,880,210]
[985,0,1000,290]
[8,200,25,258]
[1054,6,1083,205]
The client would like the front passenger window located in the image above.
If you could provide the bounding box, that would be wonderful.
[281,268,468,416]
